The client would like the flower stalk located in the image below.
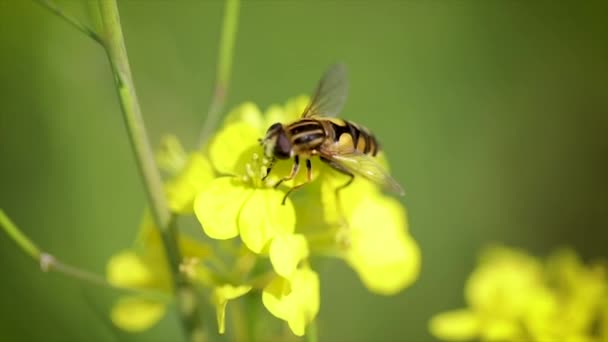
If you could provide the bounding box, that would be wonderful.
[97,1,204,341]
[199,0,240,144]
[0,210,170,301]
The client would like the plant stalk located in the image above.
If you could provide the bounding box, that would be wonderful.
[0,210,169,301]
[97,1,204,341]
[199,0,240,145]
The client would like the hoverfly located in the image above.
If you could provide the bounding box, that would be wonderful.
[261,64,404,204]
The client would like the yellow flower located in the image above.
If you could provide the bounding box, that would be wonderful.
[429,245,608,342]
[194,102,301,253]
[156,135,215,214]
[106,95,421,337]
[262,265,320,336]
[317,168,421,295]
[190,97,420,336]
[106,213,211,332]
[344,194,420,295]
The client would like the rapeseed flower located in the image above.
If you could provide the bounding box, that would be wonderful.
[429,245,608,342]
[107,96,421,337]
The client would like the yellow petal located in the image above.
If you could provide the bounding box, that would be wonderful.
[482,318,521,341]
[466,246,543,316]
[290,180,331,235]
[262,267,320,336]
[106,251,153,288]
[238,189,296,253]
[209,122,262,175]
[110,297,166,332]
[429,309,479,341]
[222,102,264,131]
[155,134,187,175]
[346,196,420,295]
[320,166,381,226]
[165,153,215,213]
[212,284,252,334]
[270,234,309,278]
[194,177,252,240]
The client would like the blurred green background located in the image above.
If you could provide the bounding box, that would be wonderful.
[1,1,607,341]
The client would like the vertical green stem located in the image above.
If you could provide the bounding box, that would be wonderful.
[199,0,240,144]
[306,320,319,342]
[97,0,170,231]
[97,1,204,341]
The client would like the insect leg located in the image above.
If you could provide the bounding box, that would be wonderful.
[320,156,355,233]
[262,159,275,181]
[281,159,313,205]
[320,157,355,199]
[273,155,300,188]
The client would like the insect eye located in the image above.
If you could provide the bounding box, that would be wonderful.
[274,131,292,159]
[266,122,282,134]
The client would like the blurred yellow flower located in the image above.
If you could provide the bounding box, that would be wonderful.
[429,245,608,342]
[105,213,211,332]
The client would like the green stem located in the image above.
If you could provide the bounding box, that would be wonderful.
[33,0,103,44]
[0,209,40,260]
[306,320,319,342]
[97,2,204,342]
[199,0,240,145]
[97,0,170,232]
[0,210,170,301]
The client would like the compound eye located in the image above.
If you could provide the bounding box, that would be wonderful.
[266,122,282,135]
[274,132,292,159]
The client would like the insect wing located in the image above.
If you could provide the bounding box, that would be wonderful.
[301,63,349,118]
[328,151,405,195]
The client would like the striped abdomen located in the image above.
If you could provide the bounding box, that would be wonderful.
[285,118,380,156]
[325,118,379,156]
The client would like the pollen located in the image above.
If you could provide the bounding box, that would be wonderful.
[242,153,268,188]
[245,163,255,179]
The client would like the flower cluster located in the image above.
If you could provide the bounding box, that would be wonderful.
[106,96,421,337]
[429,245,608,342]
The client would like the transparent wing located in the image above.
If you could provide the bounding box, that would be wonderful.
[323,147,405,195]
[301,63,349,118]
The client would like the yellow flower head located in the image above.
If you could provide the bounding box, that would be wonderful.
[108,96,421,338]
[193,97,419,335]
[194,99,309,253]
[429,245,608,342]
